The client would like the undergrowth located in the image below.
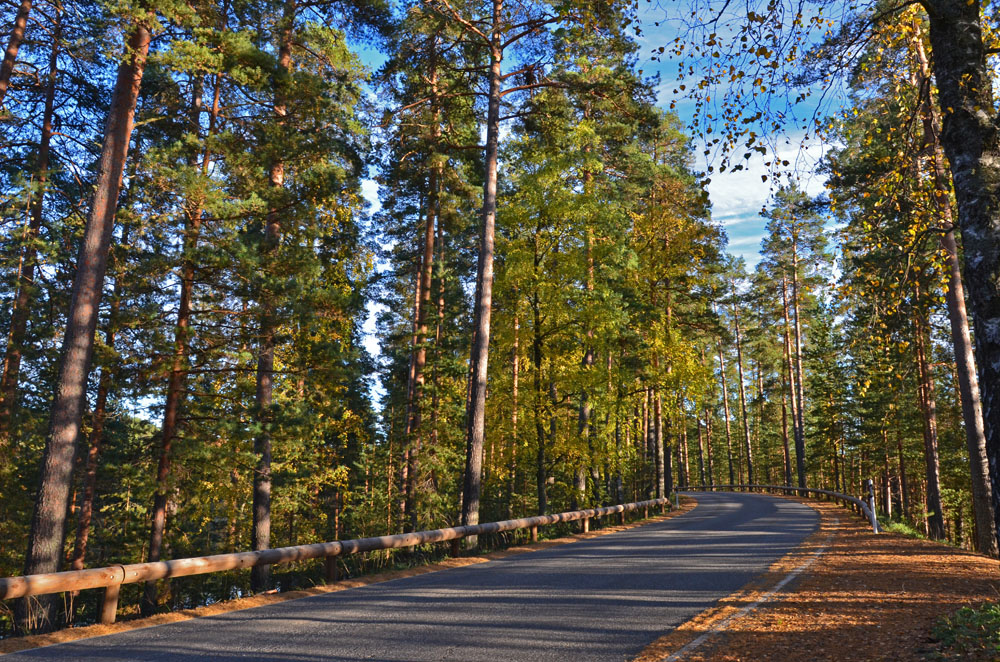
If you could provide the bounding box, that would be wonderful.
[879,519,927,540]
[928,603,1000,661]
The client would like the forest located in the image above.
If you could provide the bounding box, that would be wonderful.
[2,0,1000,636]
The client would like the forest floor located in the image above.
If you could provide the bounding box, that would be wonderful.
[634,496,1000,662]
[0,498,697,656]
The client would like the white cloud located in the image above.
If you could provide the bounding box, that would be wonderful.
[701,133,832,265]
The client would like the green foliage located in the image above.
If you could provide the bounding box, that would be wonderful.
[930,604,1000,661]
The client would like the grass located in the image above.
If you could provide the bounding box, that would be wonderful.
[878,519,927,540]
[929,603,1000,661]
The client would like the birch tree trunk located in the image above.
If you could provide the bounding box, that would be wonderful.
[909,24,997,556]
[924,0,1000,554]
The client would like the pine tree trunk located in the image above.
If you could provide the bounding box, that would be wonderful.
[678,417,689,487]
[882,438,892,519]
[17,22,149,634]
[781,274,805,488]
[0,0,30,104]
[833,436,842,493]
[642,388,651,496]
[914,294,947,539]
[144,74,221,613]
[653,391,665,497]
[532,235,547,516]
[431,196,445,447]
[403,57,442,532]
[0,6,59,451]
[70,222,127,574]
[614,407,624,503]
[508,309,519,518]
[717,343,735,485]
[789,252,807,489]
[576,181,596,505]
[251,0,294,592]
[732,288,754,484]
[780,387,792,486]
[461,0,502,544]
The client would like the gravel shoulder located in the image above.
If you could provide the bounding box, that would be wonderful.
[634,495,1000,662]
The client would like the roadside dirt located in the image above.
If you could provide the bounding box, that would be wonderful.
[0,499,696,656]
[635,496,1000,662]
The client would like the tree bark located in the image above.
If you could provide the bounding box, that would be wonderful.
[924,0,1000,555]
[17,22,149,634]
[732,285,754,484]
[704,407,714,487]
[789,247,807,489]
[251,0,294,592]
[532,231,547,516]
[0,2,58,450]
[143,73,222,613]
[696,416,707,487]
[653,391,665,497]
[678,414,689,487]
[914,290,947,539]
[780,386,792,487]
[781,273,805,488]
[0,0,30,105]
[403,51,442,532]
[70,222,127,575]
[717,343,735,485]
[910,25,997,555]
[460,0,502,545]
[508,308,519,518]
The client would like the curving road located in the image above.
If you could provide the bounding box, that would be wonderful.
[7,492,817,662]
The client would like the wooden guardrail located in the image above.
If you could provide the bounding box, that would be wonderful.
[677,484,881,534]
[0,497,670,625]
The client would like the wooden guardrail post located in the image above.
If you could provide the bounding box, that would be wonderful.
[100,584,120,624]
[530,525,538,542]
[324,556,338,583]
[582,517,589,533]
[99,566,126,624]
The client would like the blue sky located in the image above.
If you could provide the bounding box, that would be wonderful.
[355,5,833,268]
[356,4,836,384]
[631,3,835,268]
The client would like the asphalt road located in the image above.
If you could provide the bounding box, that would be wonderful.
[9,492,818,662]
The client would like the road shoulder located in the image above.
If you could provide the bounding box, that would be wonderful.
[634,496,1000,662]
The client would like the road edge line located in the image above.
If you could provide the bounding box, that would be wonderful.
[662,521,836,662]
[633,495,836,662]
